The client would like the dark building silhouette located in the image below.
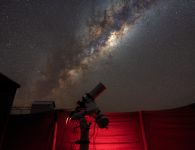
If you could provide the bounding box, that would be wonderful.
[0,73,20,149]
[3,112,55,150]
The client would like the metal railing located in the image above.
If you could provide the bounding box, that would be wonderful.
[11,107,32,114]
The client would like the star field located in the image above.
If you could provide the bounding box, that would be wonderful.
[0,0,195,111]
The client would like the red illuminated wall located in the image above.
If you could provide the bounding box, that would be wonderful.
[3,104,195,150]
[55,111,144,150]
[143,104,195,150]
[54,104,195,150]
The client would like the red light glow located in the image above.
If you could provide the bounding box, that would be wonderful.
[52,122,58,150]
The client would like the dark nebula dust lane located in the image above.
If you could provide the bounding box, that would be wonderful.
[46,0,157,100]
[0,0,195,111]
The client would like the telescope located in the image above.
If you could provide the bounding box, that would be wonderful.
[69,82,109,148]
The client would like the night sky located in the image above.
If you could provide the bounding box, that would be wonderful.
[0,0,195,111]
